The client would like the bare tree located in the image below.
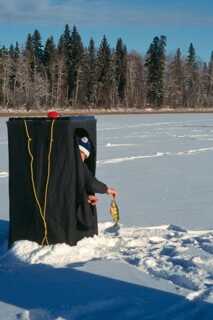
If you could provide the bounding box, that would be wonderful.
[0,54,12,108]
[126,52,145,108]
[55,55,67,107]
[165,49,184,108]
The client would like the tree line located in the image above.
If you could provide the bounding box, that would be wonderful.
[0,25,213,110]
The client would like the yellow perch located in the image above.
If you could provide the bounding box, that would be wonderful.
[109,198,120,224]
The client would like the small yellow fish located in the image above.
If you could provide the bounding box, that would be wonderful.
[109,198,120,224]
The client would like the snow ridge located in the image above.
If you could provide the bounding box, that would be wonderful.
[0,171,8,178]
[97,147,213,166]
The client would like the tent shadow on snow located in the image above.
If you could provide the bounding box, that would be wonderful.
[0,219,8,255]
[0,219,213,319]
[0,262,213,320]
[0,219,8,237]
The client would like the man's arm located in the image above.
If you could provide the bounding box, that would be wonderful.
[84,164,108,194]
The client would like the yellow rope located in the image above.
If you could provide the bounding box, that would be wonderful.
[42,120,55,246]
[24,119,56,246]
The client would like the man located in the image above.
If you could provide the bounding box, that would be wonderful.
[75,135,117,240]
[78,136,117,206]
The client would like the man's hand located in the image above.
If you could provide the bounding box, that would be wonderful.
[106,187,118,198]
[88,195,99,206]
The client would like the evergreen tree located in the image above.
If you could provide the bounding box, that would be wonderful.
[59,24,84,102]
[145,35,167,107]
[43,36,56,102]
[58,24,70,56]
[187,43,196,67]
[14,42,20,59]
[208,51,213,100]
[96,35,113,106]
[25,34,33,55]
[184,43,199,107]
[76,38,98,106]
[25,33,35,75]
[87,38,97,105]
[0,46,8,56]
[43,36,56,70]
[32,30,43,66]
[58,24,71,57]
[57,35,64,55]
[173,48,183,84]
[63,24,71,55]
[115,38,127,102]
[69,25,84,102]
[9,45,15,58]
[57,24,72,102]
[76,48,90,105]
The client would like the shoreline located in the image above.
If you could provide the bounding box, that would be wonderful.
[1,108,213,117]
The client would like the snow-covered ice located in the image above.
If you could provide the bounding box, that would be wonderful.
[1,114,213,319]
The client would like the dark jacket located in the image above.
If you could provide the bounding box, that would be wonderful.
[76,159,107,237]
[84,162,107,195]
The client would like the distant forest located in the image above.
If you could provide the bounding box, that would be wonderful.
[0,24,213,110]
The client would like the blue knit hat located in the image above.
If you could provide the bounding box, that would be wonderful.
[78,136,92,158]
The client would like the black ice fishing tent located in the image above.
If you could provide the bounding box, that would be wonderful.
[7,116,97,247]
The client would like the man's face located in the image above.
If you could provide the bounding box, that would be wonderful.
[80,151,87,162]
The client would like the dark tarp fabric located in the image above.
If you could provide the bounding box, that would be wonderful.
[7,116,106,247]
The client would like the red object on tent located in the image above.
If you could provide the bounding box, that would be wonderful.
[48,111,60,119]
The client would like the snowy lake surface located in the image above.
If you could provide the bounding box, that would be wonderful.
[0,114,213,319]
[1,113,213,229]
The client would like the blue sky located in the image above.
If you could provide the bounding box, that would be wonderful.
[0,0,213,61]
